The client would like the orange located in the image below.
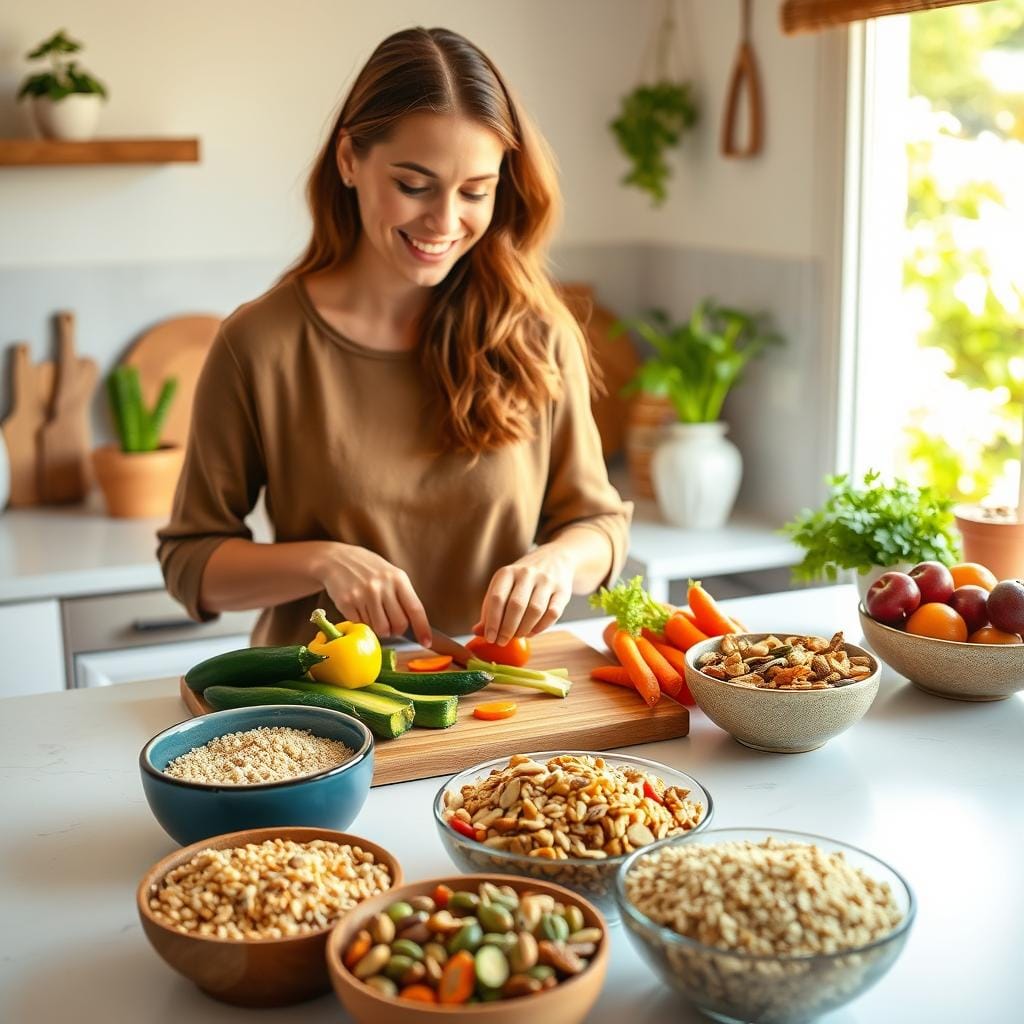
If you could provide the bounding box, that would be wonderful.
[949,562,998,592]
[968,625,1023,645]
[905,602,969,642]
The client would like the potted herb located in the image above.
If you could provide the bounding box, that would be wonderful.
[617,301,782,528]
[783,470,962,598]
[92,366,182,518]
[17,29,108,141]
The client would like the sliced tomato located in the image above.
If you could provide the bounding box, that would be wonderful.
[407,654,453,672]
[473,700,518,721]
[466,635,531,667]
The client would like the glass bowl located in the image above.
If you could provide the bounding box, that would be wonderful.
[615,828,915,1023]
[432,750,713,920]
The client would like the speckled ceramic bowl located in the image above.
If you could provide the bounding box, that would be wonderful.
[858,605,1024,701]
[683,634,880,753]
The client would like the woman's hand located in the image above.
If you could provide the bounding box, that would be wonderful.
[474,545,576,646]
[314,542,431,647]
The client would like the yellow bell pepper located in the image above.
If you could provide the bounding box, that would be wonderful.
[307,608,382,688]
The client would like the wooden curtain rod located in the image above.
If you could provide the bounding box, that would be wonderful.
[781,0,991,35]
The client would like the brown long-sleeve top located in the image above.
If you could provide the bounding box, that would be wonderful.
[157,278,632,646]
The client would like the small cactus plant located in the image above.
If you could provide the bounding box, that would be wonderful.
[106,365,177,452]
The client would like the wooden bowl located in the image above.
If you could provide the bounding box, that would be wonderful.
[683,633,881,753]
[859,605,1024,701]
[136,826,402,1007]
[326,873,609,1024]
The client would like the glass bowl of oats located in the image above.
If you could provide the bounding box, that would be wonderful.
[682,633,881,754]
[615,828,915,1024]
[433,750,713,920]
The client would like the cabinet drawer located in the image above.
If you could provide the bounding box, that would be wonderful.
[62,589,259,655]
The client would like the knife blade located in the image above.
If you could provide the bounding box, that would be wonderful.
[410,627,476,666]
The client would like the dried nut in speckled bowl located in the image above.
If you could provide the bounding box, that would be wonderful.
[683,634,881,753]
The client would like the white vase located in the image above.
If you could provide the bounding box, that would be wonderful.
[651,421,742,529]
[31,94,103,140]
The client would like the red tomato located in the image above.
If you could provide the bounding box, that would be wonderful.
[466,635,531,667]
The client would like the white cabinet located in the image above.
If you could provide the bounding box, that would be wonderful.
[0,599,66,696]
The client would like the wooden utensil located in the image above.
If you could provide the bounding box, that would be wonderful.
[721,0,764,158]
[181,629,691,786]
[0,344,54,507]
[39,311,98,504]
[121,314,221,447]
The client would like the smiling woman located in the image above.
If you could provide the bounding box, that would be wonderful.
[156,26,632,654]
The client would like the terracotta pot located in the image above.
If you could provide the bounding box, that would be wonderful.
[955,505,1024,582]
[92,443,184,518]
[625,393,676,498]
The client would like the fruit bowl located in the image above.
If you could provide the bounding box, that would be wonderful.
[859,605,1024,701]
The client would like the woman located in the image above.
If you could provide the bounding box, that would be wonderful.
[158,26,631,652]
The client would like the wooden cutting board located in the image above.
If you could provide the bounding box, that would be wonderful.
[0,344,54,507]
[122,314,221,446]
[179,630,689,786]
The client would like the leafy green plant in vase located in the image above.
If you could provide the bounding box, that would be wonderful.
[17,29,108,141]
[617,301,782,528]
[783,470,961,600]
[91,366,183,519]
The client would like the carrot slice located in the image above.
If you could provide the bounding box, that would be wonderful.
[590,665,633,686]
[407,654,453,672]
[473,700,518,721]
[401,984,439,1003]
[687,581,739,637]
[611,630,660,707]
[438,950,476,1004]
[650,640,696,705]
[664,613,710,651]
[635,635,683,699]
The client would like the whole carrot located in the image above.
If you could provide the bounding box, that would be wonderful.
[687,580,739,637]
[590,665,633,686]
[649,640,696,705]
[635,635,683,699]
[612,629,660,707]
[602,619,619,651]
[664,612,710,651]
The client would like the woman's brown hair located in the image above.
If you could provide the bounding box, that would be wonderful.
[282,26,593,455]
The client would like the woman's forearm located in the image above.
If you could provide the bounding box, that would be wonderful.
[543,525,615,594]
[198,538,332,613]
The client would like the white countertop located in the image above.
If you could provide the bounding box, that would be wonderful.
[2,584,1021,1023]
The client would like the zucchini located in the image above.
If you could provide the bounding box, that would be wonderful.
[184,645,326,693]
[376,668,492,696]
[366,682,458,729]
[380,648,399,672]
[203,683,414,740]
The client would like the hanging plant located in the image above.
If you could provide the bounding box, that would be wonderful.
[609,0,698,205]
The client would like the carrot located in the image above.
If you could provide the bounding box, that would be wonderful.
[650,640,696,705]
[602,619,619,651]
[611,630,660,707]
[635,635,683,699]
[590,665,633,686]
[678,606,699,626]
[641,627,666,645]
[401,984,439,1003]
[687,580,739,637]
[438,950,476,1004]
[473,700,518,721]
[664,612,710,651]
[407,654,453,672]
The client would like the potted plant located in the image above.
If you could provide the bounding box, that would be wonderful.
[617,301,782,527]
[783,470,962,599]
[17,29,108,141]
[92,366,182,518]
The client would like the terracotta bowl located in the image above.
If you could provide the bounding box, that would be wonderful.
[858,605,1024,701]
[136,826,402,1007]
[683,633,881,753]
[326,873,608,1024]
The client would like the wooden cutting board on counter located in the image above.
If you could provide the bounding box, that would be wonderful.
[179,630,689,786]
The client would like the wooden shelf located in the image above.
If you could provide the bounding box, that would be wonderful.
[0,138,199,167]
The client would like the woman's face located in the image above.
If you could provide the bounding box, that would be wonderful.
[340,112,506,289]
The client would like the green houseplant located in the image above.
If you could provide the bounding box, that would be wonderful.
[783,470,961,593]
[617,301,782,529]
[92,366,183,519]
[17,29,108,141]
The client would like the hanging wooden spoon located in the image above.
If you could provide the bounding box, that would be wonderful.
[721,0,764,158]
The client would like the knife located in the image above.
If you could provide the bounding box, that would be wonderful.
[407,627,476,666]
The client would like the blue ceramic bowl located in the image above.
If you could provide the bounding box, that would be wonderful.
[140,705,374,845]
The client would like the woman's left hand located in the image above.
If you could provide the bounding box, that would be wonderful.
[473,546,575,646]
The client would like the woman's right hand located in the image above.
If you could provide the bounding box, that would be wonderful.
[313,542,432,647]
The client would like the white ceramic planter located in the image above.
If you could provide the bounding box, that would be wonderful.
[31,94,103,140]
[651,421,742,529]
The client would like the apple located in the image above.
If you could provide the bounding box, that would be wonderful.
[908,561,955,605]
[948,585,989,635]
[866,571,921,626]
[986,579,1024,635]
